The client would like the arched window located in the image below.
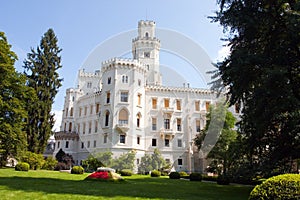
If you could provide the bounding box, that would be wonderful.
[136,113,141,128]
[105,111,110,127]
[119,109,128,125]
[145,32,149,38]
[69,122,72,132]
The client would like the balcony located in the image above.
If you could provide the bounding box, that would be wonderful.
[159,129,175,139]
[161,107,174,114]
[116,121,129,133]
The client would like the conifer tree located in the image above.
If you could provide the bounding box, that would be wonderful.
[0,32,29,166]
[24,29,63,154]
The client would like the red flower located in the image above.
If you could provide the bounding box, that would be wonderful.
[88,171,110,179]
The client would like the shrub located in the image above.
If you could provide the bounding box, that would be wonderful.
[119,169,133,176]
[169,172,180,179]
[161,171,168,176]
[190,172,202,181]
[15,162,30,171]
[19,151,44,170]
[42,156,58,170]
[151,170,161,177]
[54,162,68,171]
[217,175,230,185]
[179,171,188,177]
[71,166,84,174]
[202,175,218,182]
[249,174,300,200]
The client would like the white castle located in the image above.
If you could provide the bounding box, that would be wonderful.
[54,20,238,172]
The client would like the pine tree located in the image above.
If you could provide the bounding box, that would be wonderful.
[24,29,63,154]
[211,0,300,174]
[0,32,29,166]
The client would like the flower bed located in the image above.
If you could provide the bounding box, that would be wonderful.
[85,167,123,181]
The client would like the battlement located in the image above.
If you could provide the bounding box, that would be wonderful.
[101,57,148,73]
[78,69,101,77]
[138,20,156,26]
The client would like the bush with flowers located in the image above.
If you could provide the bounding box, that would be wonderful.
[85,167,123,181]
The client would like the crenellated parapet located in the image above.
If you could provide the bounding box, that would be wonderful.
[145,85,216,95]
[78,69,101,78]
[54,131,79,141]
[101,57,148,74]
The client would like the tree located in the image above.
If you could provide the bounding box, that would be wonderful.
[138,149,166,174]
[0,32,30,166]
[82,151,113,172]
[111,150,136,171]
[55,148,74,168]
[138,154,153,174]
[211,0,300,175]
[194,104,237,175]
[23,29,63,154]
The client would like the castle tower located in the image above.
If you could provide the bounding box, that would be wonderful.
[132,20,161,85]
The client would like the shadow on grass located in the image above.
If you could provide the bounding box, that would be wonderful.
[0,176,252,200]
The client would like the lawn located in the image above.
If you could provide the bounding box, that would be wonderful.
[0,168,253,200]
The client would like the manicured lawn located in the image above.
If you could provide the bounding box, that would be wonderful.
[0,168,253,200]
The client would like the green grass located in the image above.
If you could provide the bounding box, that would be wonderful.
[0,168,253,200]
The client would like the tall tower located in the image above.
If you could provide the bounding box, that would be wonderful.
[132,20,161,85]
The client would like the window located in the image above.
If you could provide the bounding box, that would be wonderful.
[152,118,157,131]
[137,94,141,106]
[176,99,181,110]
[87,82,92,88]
[87,141,90,148]
[84,106,87,116]
[69,122,72,132]
[138,79,141,86]
[196,120,201,132]
[120,135,126,144]
[83,123,86,134]
[120,91,128,102]
[72,96,75,102]
[152,98,157,109]
[177,118,181,131]
[79,107,82,117]
[206,101,210,111]
[65,141,69,148]
[165,159,170,164]
[104,134,108,144]
[93,140,97,148]
[136,113,141,128]
[145,32,149,38]
[164,98,170,108]
[178,159,183,166]
[144,52,150,58]
[195,101,200,111]
[64,123,66,131]
[164,119,170,130]
[65,108,68,117]
[90,105,93,115]
[119,109,128,125]
[96,103,100,113]
[70,107,73,117]
[77,124,80,134]
[81,142,84,149]
[178,139,182,147]
[105,111,110,127]
[57,141,60,149]
[137,136,140,145]
[165,139,170,147]
[107,77,111,84]
[106,92,110,104]
[137,159,140,165]
[88,121,92,134]
[94,120,98,132]
[122,75,128,83]
[152,138,157,146]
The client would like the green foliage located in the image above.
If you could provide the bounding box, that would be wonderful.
[42,156,58,170]
[249,174,300,200]
[189,173,202,181]
[55,149,74,168]
[119,169,133,176]
[19,151,44,170]
[138,149,166,174]
[82,151,112,172]
[151,170,161,177]
[71,166,84,174]
[202,175,218,182]
[217,175,230,185]
[212,0,300,175]
[169,172,180,179]
[179,171,188,177]
[23,28,63,154]
[111,150,136,171]
[0,32,29,166]
[15,162,30,171]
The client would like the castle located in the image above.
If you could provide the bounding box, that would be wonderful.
[54,20,233,172]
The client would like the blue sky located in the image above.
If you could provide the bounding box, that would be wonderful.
[1,1,229,131]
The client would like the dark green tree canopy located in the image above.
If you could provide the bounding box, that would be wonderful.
[24,28,63,154]
[211,0,300,174]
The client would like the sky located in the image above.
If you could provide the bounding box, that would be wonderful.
[0,0,229,131]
